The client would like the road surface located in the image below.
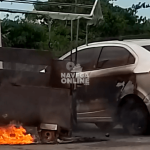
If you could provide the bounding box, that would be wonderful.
[0,123,150,150]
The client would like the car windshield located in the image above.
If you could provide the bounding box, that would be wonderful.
[142,45,150,52]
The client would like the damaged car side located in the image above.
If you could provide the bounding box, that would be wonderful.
[60,40,150,135]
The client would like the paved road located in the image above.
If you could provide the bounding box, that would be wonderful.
[1,123,150,150]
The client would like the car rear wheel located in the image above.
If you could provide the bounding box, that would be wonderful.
[120,97,149,135]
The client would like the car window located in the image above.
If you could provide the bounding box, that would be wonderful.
[64,47,102,71]
[64,52,75,61]
[64,47,101,62]
[142,45,150,52]
[97,46,135,69]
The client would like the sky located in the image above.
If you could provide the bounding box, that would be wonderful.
[113,0,150,18]
[0,0,150,20]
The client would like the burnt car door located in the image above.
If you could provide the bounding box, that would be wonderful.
[76,44,137,123]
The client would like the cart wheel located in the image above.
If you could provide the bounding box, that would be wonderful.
[40,130,56,144]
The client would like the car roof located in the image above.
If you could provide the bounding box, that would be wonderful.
[59,40,150,73]
[60,40,143,60]
[124,39,150,46]
[89,39,150,47]
[60,39,150,59]
[78,39,150,48]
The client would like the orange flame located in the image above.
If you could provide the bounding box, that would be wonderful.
[0,125,34,145]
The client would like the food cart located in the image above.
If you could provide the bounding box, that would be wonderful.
[0,0,103,143]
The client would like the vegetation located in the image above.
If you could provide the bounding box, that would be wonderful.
[1,0,150,57]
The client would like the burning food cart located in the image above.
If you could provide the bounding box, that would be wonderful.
[0,0,103,144]
[0,47,73,143]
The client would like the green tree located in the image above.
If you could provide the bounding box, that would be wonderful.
[2,15,49,50]
[2,0,150,57]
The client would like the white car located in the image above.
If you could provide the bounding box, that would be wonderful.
[42,39,150,135]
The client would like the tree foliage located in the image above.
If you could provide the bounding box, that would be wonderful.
[2,16,49,50]
[2,0,150,57]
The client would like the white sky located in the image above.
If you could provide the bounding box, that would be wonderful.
[0,0,150,20]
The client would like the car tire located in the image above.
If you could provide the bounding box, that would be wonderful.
[120,97,149,135]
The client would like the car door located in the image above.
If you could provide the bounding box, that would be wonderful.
[76,44,137,122]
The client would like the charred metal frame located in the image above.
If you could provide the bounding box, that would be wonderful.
[0,0,103,95]
[0,1,103,140]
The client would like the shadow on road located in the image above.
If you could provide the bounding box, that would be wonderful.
[73,123,129,137]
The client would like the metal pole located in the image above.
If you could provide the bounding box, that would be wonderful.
[70,20,73,62]
[75,19,79,65]
[86,24,88,46]
[0,19,3,69]
[70,20,74,96]
[48,19,53,48]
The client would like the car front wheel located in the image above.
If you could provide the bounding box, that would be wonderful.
[120,97,149,135]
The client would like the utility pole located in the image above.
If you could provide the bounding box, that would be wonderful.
[0,18,3,69]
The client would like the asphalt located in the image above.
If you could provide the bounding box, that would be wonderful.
[0,123,150,150]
